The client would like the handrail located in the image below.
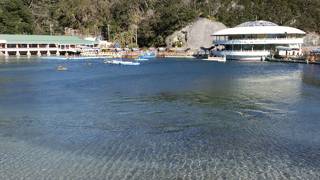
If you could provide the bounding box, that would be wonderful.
[217,50,269,52]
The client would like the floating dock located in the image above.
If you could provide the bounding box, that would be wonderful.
[265,57,320,65]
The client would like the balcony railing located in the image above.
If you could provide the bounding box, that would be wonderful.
[0,47,80,52]
[214,38,304,45]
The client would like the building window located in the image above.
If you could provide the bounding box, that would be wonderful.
[233,45,241,51]
[242,45,253,51]
[7,44,16,48]
[225,45,232,50]
[29,44,38,48]
[254,45,265,51]
[19,44,28,48]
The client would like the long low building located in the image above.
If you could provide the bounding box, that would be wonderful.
[0,34,98,57]
[211,21,306,61]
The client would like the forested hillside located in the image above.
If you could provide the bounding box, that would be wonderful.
[1,0,319,47]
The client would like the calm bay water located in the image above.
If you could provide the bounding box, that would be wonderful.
[0,57,320,179]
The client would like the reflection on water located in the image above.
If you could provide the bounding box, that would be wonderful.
[0,58,320,179]
[302,65,320,87]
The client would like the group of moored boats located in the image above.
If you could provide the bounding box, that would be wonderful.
[103,54,156,66]
[103,55,158,65]
[55,55,155,71]
[51,48,236,72]
[54,54,229,71]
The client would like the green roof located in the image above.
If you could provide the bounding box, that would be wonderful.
[0,34,96,45]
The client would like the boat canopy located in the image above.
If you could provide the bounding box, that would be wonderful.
[276,46,300,51]
[311,49,320,54]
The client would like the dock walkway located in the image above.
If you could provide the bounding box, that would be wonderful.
[265,57,320,65]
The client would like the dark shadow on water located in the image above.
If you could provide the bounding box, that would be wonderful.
[302,65,320,87]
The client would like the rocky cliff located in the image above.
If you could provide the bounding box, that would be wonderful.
[165,18,226,50]
[304,33,320,47]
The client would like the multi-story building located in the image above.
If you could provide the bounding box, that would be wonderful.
[212,21,306,61]
[0,35,97,57]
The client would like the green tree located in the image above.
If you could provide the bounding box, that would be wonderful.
[1,0,320,44]
[0,0,34,34]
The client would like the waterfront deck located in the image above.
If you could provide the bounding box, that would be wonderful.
[265,56,320,65]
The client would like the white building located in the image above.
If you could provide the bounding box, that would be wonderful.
[211,21,306,61]
[0,34,97,57]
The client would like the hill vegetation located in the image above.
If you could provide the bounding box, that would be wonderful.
[1,0,319,47]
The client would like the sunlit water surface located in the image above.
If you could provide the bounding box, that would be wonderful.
[1,58,320,179]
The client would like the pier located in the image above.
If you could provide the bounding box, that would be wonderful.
[265,56,320,65]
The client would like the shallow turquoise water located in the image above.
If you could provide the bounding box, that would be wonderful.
[0,58,320,179]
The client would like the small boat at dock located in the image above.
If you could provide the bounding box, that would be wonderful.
[140,51,156,58]
[203,55,227,62]
[135,57,149,61]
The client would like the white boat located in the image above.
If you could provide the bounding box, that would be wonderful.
[104,60,140,66]
[203,55,227,62]
[56,65,68,71]
[104,60,122,65]
[135,58,149,61]
[120,61,140,66]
